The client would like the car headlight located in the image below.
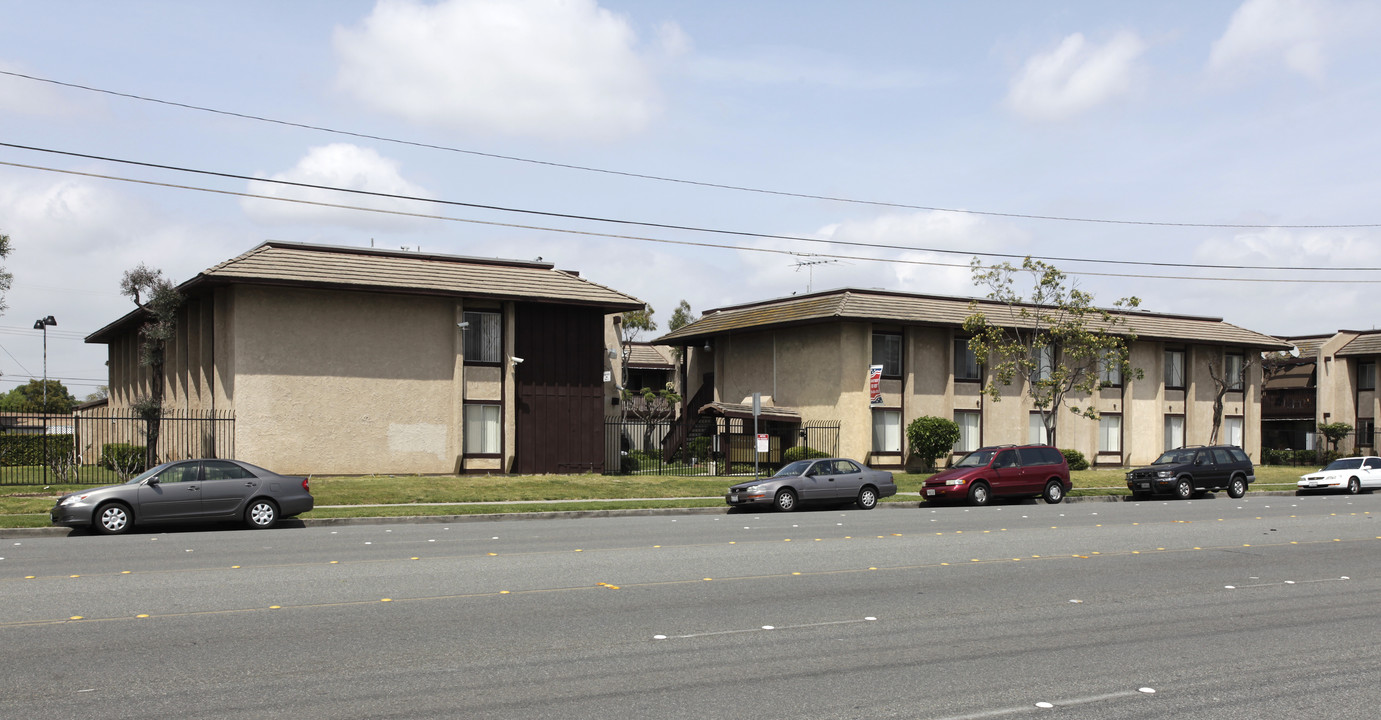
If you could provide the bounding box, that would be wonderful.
[60,494,89,506]
[744,485,763,494]
[1156,470,1174,478]
[944,478,967,486]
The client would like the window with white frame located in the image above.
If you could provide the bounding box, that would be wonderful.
[1225,352,1245,391]
[1028,413,1050,445]
[872,333,902,378]
[1224,416,1243,447]
[872,409,901,453]
[1099,414,1122,453]
[1164,349,1185,389]
[954,338,980,381]
[1164,415,1185,450]
[463,403,501,455]
[463,311,502,364]
[954,411,981,452]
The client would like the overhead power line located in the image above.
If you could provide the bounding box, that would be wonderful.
[3,69,1378,231]
[4,158,1380,286]
[3,141,1381,275]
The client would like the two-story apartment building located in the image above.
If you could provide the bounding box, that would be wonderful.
[86,241,645,475]
[1264,330,1380,454]
[656,288,1289,468]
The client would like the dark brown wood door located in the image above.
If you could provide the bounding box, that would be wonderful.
[513,303,606,474]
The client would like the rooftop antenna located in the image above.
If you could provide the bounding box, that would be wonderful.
[792,256,844,293]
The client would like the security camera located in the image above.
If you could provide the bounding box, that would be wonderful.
[457,321,469,329]
[511,357,524,364]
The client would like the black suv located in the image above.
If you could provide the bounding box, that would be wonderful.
[1126,446,1254,500]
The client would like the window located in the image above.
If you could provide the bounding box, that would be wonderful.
[1030,345,1054,383]
[463,404,501,455]
[203,460,255,481]
[1225,352,1245,391]
[1099,415,1122,453]
[155,462,200,483]
[1099,354,1122,388]
[872,409,901,453]
[1224,416,1243,447]
[463,311,502,364]
[1164,415,1185,450]
[1358,418,1376,449]
[1164,350,1185,389]
[1360,361,1376,391]
[954,411,981,452]
[872,333,902,378]
[1028,413,1049,445]
[954,338,980,381]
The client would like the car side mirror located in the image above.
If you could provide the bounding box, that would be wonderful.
[147,476,160,486]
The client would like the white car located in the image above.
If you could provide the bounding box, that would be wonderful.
[1297,456,1381,494]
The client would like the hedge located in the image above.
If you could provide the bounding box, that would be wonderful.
[0,434,76,466]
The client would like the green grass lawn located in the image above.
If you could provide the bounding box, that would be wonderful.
[0,464,1320,528]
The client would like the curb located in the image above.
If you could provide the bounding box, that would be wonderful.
[0,490,1303,538]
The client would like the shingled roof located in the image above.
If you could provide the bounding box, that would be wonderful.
[655,288,1289,350]
[88,241,645,343]
[1336,331,1381,357]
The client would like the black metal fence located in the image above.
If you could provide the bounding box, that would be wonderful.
[1262,428,1378,467]
[605,416,841,476]
[0,408,235,485]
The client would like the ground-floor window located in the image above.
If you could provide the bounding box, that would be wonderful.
[1164,415,1185,450]
[1028,413,1050,445]
[464,403,501,455]
[872,409,901,453]
[1099,414,1122,453]
[954,411,981,452]
[1224,416,1244,447]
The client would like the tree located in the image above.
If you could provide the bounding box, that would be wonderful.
[85,385,110,403]
[0,379,77,413]
[1318,421,1352,454]
[0,231,12,316]
[619,305,657,345]
[1207,353,1257,445]
[963,257,1143,447]
[667,300,697,361]
[906,416,961,471]
[120,264,182,469]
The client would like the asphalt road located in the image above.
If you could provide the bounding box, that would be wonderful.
[3,493,1379,719]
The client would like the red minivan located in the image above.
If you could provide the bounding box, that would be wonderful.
[923,445,1071,506]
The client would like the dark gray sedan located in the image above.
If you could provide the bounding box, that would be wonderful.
[51,458,314,534]
[726,457,897,512]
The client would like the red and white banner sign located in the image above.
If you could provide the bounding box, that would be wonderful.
[869,364,883,405]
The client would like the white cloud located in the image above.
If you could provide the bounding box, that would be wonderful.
[333,0,662,140]
[1209,0,1332,79]
[1006,31,1147,121]
[240,144,433,230]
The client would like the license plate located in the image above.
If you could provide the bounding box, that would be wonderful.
[1138,482,1150,489]
[926,489,936,496]
[729,494,738,502]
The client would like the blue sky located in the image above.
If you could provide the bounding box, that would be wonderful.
[2,0,1379,397]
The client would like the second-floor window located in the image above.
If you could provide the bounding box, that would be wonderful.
[954,338,980,381]
[1099,353,1123,388]
[1030,345,1054,383]
[1164,349,1185,389]
[1359,361,1377,391]
[872,333,902,378]
[1225,352,1245,391]
[463,311,501,364]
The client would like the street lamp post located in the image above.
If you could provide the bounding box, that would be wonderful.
[32,315,56,410]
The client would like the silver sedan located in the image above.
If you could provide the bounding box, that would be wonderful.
[51,458,314,534]
[726,457,897,512]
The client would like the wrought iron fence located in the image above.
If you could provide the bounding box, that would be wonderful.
[605,416,841,477]
[1262,428,1379,467]
[0,408,235,485]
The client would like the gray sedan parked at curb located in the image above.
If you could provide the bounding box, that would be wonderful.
[726,457,897,512]
[51,458,314,534]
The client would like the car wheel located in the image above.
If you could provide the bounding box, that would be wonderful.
[1042,481,1065,504]
[773,489,798,513]
[245,498,279,529]
[1227,477,1247,499]
[856,486,878,510]
[967,482,991,506]
[1347,477,1361,495]
[94,502,132,535]
[1174,478,1194,500]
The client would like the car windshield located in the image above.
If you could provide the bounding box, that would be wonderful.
[124,463,169,485]
[1152,449,1196,465]
[955,449,997,468]
[774,460,815,477]
[1323,458,1365,471]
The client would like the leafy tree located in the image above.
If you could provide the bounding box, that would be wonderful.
[667,300,697,361]
[0,379,77,413]
[619,305,657,344]
[120,264,182,469]
[1318,421,1353,454]
[85,385,110,403]
[963,257,1143,447]
[0,231,12,316]
[906,416,961,471]
[622,382,682,449]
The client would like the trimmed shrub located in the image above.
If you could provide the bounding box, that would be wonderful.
[906,416,961,471]
[783,445,830,463]
[0,433,76,466]
[687,436,712,462]
[101,443,147,473]
[1060,448,1089,471]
